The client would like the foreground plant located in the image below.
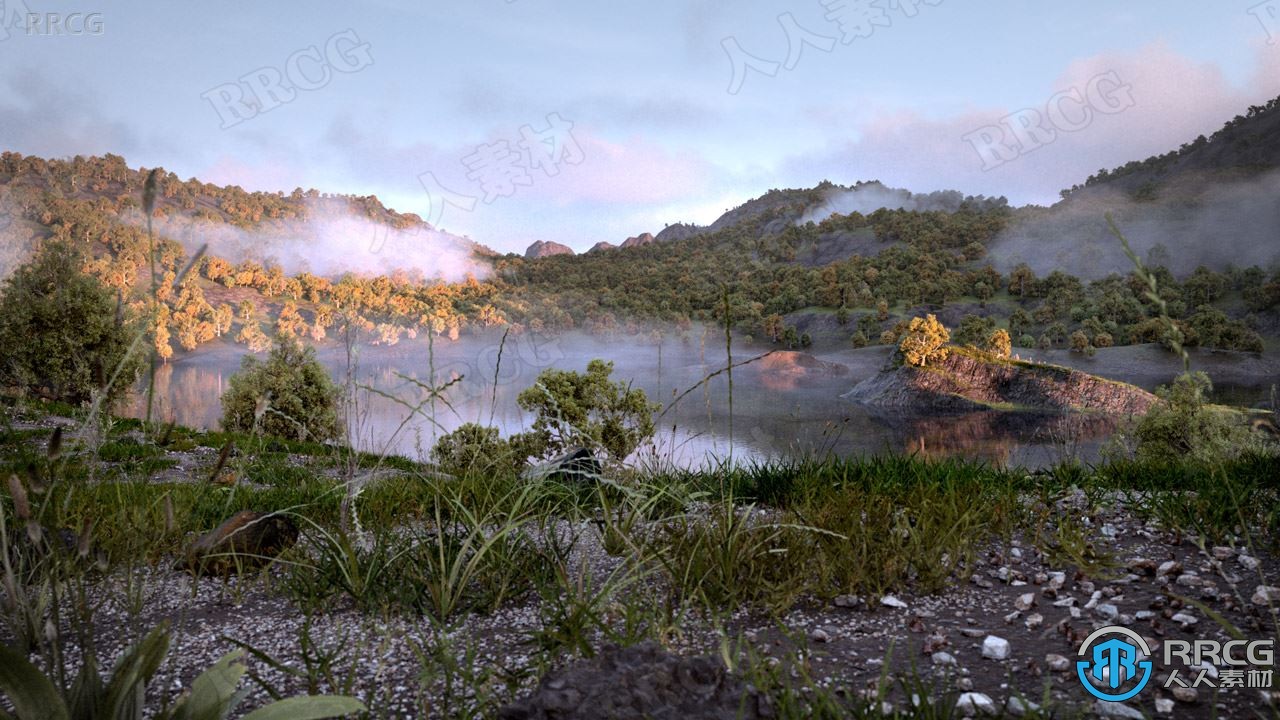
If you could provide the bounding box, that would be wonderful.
[0,623,365,720]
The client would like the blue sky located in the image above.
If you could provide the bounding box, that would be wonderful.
[2,0,1278,253]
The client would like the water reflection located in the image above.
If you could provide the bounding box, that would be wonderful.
[124,332,1267,470]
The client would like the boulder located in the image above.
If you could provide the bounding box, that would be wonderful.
[523,447,602,485]
[525,240,575,259]
[499,642,763,719]
[182,510,298,575]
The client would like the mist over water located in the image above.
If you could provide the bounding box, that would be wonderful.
[121,329,1255,470]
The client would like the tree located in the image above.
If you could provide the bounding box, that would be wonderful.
[0,240,143,405]
[220,337,340,441]
[516,359,657,464]
[1069,330,1094,356]
[985,328,1012,358]
[898,314,950,367]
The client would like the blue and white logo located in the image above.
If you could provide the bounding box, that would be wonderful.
[1076,626,1154,702]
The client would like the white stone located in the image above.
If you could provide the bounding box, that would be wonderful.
[1253,585,1280,605]
[1239,555,1261,571]
[1096,603,1119,620]
[1014,593,1036,611]
[1154,697,1174,714]
[931,651,957,666]
[880,594,908,609]
[981,635,1010,660]
[1005,696,1039,717]
[1045,653,1070,672]
[1171,686,1198,703]
[1094,701,1145,719]
[955,692,996,717]
[1171,612,1198,627]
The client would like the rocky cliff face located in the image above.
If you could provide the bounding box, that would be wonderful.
[586,241,616,253]
[620,232,654,248]
[844,349,1157,415]
[524,240,575,259]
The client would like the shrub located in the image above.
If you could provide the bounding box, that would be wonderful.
[220,337,340,441]
[516,359,657,463]
[430,422,523,477]
[1135,372,1266,464]
[897,314,950,367]
[0,241,142,405]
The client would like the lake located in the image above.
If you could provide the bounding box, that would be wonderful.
[125,330,1277,470]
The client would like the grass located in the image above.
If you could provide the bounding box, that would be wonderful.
[2,388,1279,715]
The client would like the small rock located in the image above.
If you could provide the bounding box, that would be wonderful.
[1157,560,1182,577]
[1005,696,1039,717]
[1096,603,1119,620]
[881,594,908,609]
[1045,654,1070,672]
[1052,597,1076,608]
[834,594,863,608]
[809,626,835,643]
[1211,546,1234,560]
[1047,572,1066,589]
[1135,610,1155,621]
[931,651,957,666]
[959,628,986,638]
[1094,701,1145,719]
[1175,573,1201,588]
[1003,611,1021,624]
[955,692,996,717]
[1024,613,1043,630]
[956,677,974,691]
[1155,696,1174,714]
[981,635,1010,661]
[1171,686,1198,703]
[1014,593,1036,611]
[1171,612,1197,628]
[1239,555,1261,571]
[1253,585,1280,605]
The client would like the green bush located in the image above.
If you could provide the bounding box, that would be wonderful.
[430,422,524,477]
[1135,372,1266,464]
[220,337,340,441]
[0,241,143,405]
[515,359,657,463]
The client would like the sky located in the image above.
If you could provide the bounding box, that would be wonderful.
[1,0,1279,254]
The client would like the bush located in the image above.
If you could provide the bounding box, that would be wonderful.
[220,337,340,441]
[516,359,657,463]
[897,314,950,367]
[0,241,142,405]
[1135,372,1266,464]
[430,422,524,477]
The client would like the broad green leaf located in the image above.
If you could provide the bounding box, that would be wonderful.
[172,650,246,720]
[101,625,170,720]
[241,695,366,720]
[0,643,70,720]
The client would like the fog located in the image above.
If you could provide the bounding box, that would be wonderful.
[125,326,1190,469]
[127,200,489,281]
[988,170,1280,279]
[796,181,1007,225]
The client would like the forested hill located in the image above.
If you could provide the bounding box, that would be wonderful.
[1060,93,1280,200]
[1,94,1279,364]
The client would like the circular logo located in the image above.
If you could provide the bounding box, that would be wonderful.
[1075,625,1154,702]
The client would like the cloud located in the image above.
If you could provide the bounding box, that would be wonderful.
[0,66,143,158]
[778,43,1280,204]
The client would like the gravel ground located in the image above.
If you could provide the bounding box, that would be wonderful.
[4,491,1278,719]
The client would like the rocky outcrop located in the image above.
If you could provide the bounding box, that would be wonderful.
[745,351,848,391]
[522,447,602,484]
[620,232,654,249]
[499,642,764,719]
[182,510,298,575]
[654,223,703,243]
[843,349,1157,415]
[587,241,617,254]
[525,240,575,259]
